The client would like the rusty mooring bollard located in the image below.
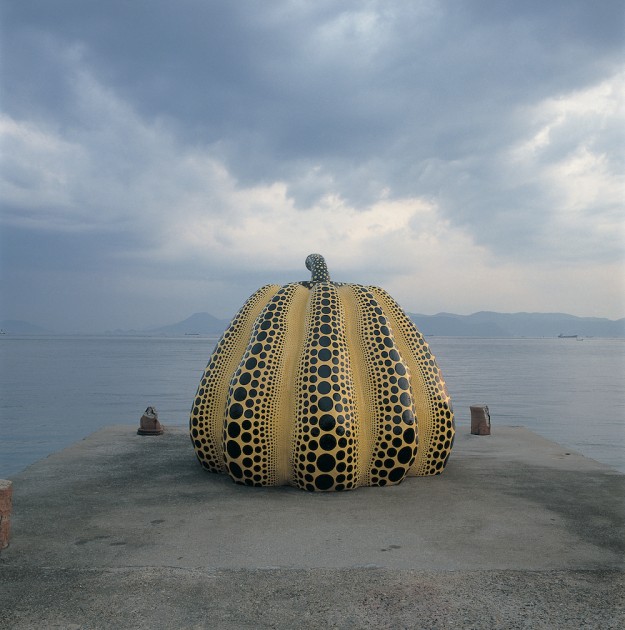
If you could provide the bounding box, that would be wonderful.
[470,404,491,435]
[0,479,12,551]
[137,406,164,435]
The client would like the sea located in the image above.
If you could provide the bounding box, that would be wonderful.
[1,335,624,478]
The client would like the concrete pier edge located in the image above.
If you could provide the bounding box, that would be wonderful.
[0,479,12,550]
[1,425,623,628]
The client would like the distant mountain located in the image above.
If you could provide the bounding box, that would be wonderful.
[408,311,625,338]
[0,319,52,334]
[149,310,624,339]
[147,312,230,335]
[4,311,623,338]
[408,313,510,337]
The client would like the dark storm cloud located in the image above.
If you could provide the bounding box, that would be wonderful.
[5,1,621,160]
[1,0,623,329]
[0,223,137,273]
[6,1,621,253]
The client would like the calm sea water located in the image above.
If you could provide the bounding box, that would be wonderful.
[1,335,623,478]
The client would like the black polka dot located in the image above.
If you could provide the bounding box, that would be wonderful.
[227,423,241,438]
[398,446,412,464]
[319,434,337,450]
[317,381,331,394]
[226,440,241,458]
[229,404,243,419]
[315,474,334,490]
[317,454,336,472]
[318,348,332,361]
[318,365,331,378]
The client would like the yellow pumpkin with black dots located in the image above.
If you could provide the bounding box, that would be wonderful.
[190,254,454,491]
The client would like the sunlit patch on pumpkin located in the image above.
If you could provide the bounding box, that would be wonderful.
[189,254,455,491]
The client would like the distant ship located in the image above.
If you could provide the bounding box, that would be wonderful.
[558,333,578,338]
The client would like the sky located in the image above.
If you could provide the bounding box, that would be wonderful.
[1,0,624,333]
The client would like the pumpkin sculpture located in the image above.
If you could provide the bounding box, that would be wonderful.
[190,254,454,491]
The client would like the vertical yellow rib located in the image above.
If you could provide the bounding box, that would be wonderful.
[190,284,280,472]
[368,286,455,476]
[291,282,360,491]
[338,285,373,486]
[342,284,418,486]
[222,283,306,486]
[274,283,310,485]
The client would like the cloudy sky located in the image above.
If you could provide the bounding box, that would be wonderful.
[1,0,623,333]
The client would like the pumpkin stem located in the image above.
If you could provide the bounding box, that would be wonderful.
[305,253,331,283]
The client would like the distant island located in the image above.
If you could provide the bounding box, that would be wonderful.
[145,312,229,335]
[406,311,625,338]
[3,311,623,338]
[0,319,52,335]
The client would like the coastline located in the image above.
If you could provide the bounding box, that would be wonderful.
[1,425,623,627]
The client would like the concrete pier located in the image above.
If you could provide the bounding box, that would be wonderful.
[1,426,623,628]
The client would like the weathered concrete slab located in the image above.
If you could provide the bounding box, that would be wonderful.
[1,426,623,628]
[2,567,623,629]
